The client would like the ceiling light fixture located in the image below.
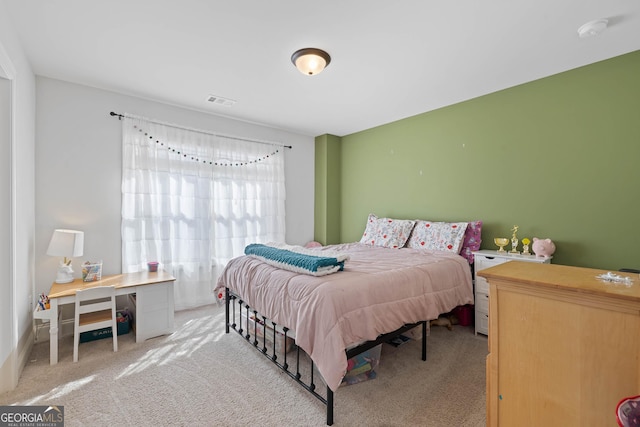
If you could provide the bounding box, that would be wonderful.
[291,48,331,76]
[577,19,608,38]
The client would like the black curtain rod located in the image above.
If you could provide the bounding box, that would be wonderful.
[109,111,292,149]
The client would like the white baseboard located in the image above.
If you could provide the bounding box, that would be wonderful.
[0,327,34,393]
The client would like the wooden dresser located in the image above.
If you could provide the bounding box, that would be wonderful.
[478,261,640,427]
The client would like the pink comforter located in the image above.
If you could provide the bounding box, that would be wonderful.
[215,242,473,392]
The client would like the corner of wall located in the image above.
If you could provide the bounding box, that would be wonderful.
[314,134,341,245]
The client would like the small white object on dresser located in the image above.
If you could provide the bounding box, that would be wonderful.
[472,250,551,335]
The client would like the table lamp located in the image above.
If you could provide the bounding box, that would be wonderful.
[47,229,84,283]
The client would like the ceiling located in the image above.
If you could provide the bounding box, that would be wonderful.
[4,0,640,137]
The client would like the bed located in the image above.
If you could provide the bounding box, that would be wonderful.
[215,216,481,425]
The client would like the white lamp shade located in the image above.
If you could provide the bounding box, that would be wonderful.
[47,229,84,257]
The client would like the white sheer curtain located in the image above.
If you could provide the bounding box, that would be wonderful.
[121,116,286,310]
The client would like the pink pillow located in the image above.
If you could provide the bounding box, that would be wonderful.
[459,220,483,264]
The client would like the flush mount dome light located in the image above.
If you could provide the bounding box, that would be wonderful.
[291,48,331,76]
[577,19,608,38]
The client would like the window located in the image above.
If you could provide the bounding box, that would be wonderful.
[121,116,285,309]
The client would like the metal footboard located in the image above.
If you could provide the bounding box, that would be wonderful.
[224,287,427,425]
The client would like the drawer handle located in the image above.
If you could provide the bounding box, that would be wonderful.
[485,294,489,299]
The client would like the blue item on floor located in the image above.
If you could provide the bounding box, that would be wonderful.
[79,310,131,343]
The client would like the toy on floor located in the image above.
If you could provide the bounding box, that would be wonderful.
[341,344,382,386]
[430,314,459,331]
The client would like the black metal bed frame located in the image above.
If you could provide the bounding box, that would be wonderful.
[224,287,428,425]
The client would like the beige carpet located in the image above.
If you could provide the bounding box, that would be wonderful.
[1,304,487,426]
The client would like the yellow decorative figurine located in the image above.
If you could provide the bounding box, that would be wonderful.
[522,237,531,255]
[510,225,519,254]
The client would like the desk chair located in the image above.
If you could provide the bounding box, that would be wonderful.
[73,285,118,362]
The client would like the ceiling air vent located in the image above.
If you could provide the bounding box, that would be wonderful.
[206,95,236,107]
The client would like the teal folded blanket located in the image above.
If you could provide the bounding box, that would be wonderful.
[244,243,348,276]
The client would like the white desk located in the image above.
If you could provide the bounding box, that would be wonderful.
[44,270,176,365]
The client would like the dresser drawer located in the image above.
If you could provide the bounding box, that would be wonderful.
[475,255,508,271]
[475,311,489,335]
[476,291,489,314]
[476,276,489,294]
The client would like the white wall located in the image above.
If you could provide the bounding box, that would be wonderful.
[1,0,313,391]
[0,0,37,393]
[0,64,13,392]
[35,77,315,300]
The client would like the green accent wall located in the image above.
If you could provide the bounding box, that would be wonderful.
[314,134,341,245]
[316,50,640,270]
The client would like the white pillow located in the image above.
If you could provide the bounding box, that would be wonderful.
[359,214,416,249]
[406,220,468,253]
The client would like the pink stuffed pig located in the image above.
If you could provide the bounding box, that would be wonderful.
[532,237,556,258]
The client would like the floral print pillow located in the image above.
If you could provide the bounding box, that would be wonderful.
[359,213,416,249]
[406,221,468,253]
[359,213,379,244]
[459,220,483,264]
